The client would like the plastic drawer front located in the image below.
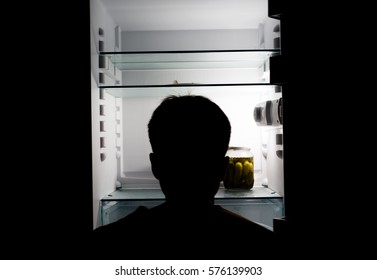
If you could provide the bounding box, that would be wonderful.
[100,198,283,230]
[99,200,163,226]
[216,198,283,230]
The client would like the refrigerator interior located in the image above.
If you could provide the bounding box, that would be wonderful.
[90,0,283,229]
[114,86,282,185]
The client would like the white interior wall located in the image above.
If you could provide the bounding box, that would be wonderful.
[118,25,271,184]
[122,68,262,86]
[91,0,121,229]
[90,0,118,53]
[121,29,259,51]
[120,86,277,184]
[91,78,119,229]
[122,96,159,174]
[262,17,280,49]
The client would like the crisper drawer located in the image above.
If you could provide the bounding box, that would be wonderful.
[100,199,163,227]
[216,198,284,230]
[99,198,283,231]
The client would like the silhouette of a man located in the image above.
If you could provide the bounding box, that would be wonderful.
[92,95,277,259]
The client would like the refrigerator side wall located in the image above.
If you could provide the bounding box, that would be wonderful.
[90,0,120,228]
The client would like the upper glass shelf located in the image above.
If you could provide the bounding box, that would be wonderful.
[100,49,280,71]
[98,49,280,88]
[100,84,278,98]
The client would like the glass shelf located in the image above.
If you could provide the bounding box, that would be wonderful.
[98,49,280,89]
[100,84,278,97]
[100,49,280,70]
[101,185,282,201]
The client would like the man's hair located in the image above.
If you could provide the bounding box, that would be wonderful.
[148,95,231,158]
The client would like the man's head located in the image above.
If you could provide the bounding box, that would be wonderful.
[148,95,231,204]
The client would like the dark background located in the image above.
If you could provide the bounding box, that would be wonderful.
[2,1,375,259]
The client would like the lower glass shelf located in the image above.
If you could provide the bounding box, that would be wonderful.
[99,186,284,230]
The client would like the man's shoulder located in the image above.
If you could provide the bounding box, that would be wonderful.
[92,206,149,235]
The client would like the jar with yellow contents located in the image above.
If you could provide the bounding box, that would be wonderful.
[223,146,254,190]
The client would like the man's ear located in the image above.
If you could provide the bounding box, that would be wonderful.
[149,153,160,180]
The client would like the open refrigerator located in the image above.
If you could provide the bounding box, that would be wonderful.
[90,0,285,231]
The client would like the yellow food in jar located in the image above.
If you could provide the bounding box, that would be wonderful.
[223,157,254,190]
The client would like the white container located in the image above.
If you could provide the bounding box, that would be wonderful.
[266,127,284,195]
